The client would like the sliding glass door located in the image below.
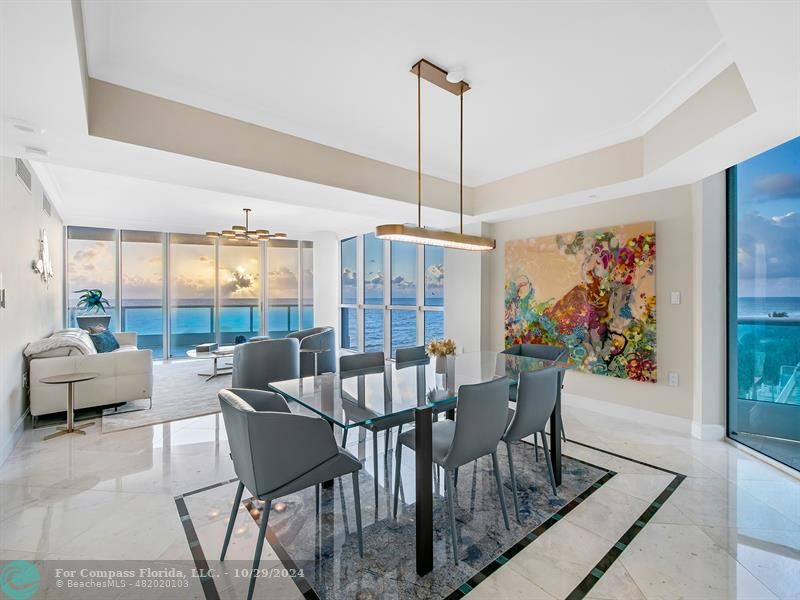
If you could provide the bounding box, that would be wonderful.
[65,227,118,330]
[121,230,164,358]
[727,136,800,471]
[169,233,216,357]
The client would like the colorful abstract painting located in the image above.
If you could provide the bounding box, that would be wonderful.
[504,222,657,382]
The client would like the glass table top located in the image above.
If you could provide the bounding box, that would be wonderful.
[269,351,572,429]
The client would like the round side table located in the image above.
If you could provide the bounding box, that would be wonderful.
[40,372,98,440]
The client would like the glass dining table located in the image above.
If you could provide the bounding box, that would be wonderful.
[269,350,572,576]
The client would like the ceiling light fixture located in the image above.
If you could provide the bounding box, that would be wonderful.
[375,59,495,251]
[206,208,286,242]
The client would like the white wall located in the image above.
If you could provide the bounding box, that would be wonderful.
[483,186,697,423]
[0,158,64,462]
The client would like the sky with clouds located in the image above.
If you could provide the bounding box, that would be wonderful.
[736,136,800,298]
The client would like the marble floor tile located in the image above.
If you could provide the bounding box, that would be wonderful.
[564,484,650,543]
[620,523,779,600]
[466,564,556,599]
[587,560,647,600]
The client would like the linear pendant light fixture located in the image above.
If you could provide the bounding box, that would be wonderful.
[375,59,496,251]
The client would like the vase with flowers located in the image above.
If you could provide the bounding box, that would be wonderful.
[426,338,456,373]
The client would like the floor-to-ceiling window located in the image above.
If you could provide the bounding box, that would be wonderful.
[121,230,164,358]
[339,233,445,357]
[267,240,300,338]
[219,237,260,345]
[169,233,216,357]
[727,136,800,471]
[340,236,358,351]
[66,227,118,330]
[66,226,313,358]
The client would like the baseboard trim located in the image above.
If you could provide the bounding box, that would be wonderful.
[691,422,726,441]
[0,408,29,466]
[562,392,692,434]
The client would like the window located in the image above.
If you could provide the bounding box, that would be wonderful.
[302,241,314,328]
[268,240,299,338]
[391,241,416,305]
[66,227,313,357]
[341,236,357,305]
[121,230,164,358]
[339,234,445,357]
[219,238,260,345]
[727,136,800,471]
[66,227,118,330]
[169,233,216,357]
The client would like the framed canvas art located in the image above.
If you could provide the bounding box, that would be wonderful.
[505,222,656,382]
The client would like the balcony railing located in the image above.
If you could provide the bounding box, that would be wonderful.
[68,302,312,359]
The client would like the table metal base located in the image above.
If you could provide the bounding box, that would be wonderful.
[44,421,95,440]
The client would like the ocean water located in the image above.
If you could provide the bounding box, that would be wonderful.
[737,297,800,317]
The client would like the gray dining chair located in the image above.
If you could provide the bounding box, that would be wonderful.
[504,368,559,523]
[218,388,363,600]
[287,326,336,376]
[502,343,568,443]
[393,377,511,564]
[231,338,300,390]
[395,345,428,366]
[339,351,414,509]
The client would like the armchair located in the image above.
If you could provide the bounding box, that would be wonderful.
[231,338,299,390]
[286,326,335,376]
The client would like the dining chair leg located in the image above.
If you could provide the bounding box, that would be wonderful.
[559,412,567,442]
[444,468,459,565]
[315,483,320,516]
[506,442,521,524]
[384,427,391,456]
[247,498,271,600]
[392,440,403,519]
[373,430,379,510]
[453,465,459,487]
[220,481,244,560]
[341,422,349,448]
[491,451,510,530]
[534,432,539,462]
[539,430,558,496]
[351,471,364,557]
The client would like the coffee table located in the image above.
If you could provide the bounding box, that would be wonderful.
[40,372,99,440]
[186,346,235,381]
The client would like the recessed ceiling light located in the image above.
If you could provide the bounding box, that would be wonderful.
[9,119,43,134]
[23,146,49,158]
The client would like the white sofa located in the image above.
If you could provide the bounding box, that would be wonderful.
[26,328,153,419]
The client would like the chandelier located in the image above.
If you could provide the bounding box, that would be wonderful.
[375,59,495,251]
[206,208,286,241]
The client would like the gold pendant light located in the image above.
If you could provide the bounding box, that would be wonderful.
[375,59,495,251]
[206,208,286,242]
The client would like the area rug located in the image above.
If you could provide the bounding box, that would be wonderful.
[237,442,610,599]
[101,359,229,433]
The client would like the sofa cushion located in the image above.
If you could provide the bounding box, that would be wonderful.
[89,329,120,353]
[112,345,138,353]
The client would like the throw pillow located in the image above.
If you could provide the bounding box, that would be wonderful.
[89,329,120,353]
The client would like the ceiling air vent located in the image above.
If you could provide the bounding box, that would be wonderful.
[42,193,52,216]
[15,158,32,192]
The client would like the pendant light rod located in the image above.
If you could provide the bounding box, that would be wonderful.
[418,64,422,228]
[460,84,463,235]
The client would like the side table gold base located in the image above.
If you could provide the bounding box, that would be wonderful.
[44,421,95,440]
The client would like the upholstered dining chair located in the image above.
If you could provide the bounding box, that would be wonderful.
[339,351,415,510]
[392,377,511,564]
[218,388,363,600]
[394,345,428,366]
[502,343,569,443]
[286,326,336,376]
[231,338,299,391]
[503,368,560,523]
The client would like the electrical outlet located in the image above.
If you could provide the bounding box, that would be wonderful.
[671,291,681,305]
[668,371,679,387]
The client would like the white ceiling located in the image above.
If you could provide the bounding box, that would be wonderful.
[1,1,798,237]
[81,0,724,186]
